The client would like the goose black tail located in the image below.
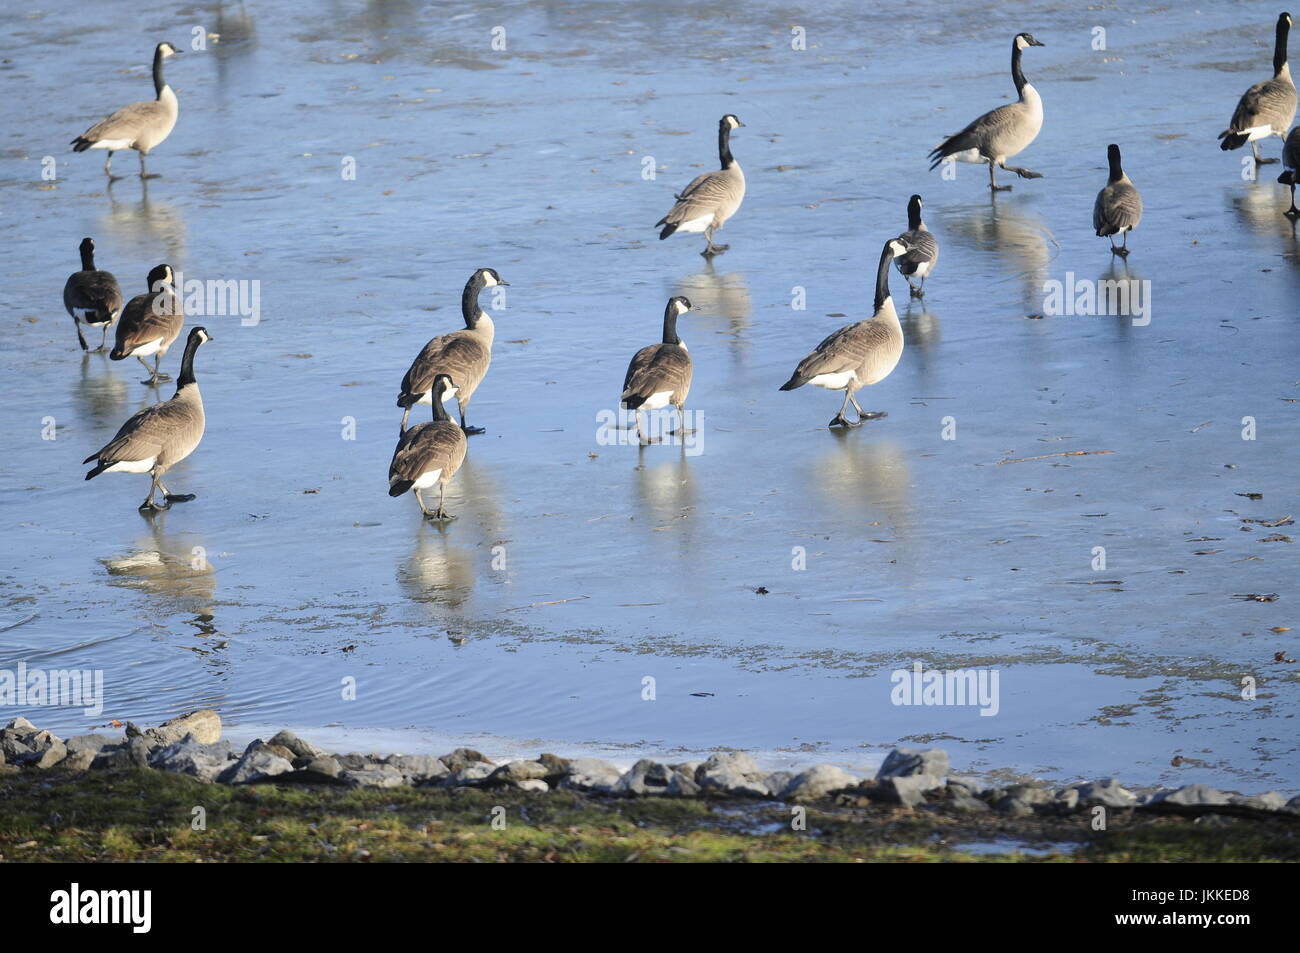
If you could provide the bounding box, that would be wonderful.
[657,223,677,240]
[71,138,91,153]
[1219,131,1248,151]
[389,480,413,497]
[1279,170,1296,185]
[779,374,808,392]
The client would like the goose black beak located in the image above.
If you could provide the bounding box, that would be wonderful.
[1030,38,1045,47]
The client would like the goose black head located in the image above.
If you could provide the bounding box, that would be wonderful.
[157,41,180,58]
[887,239,910,259]
[189,326,212,345]
[79,237,95,255]
[432,373,456,398]
[147,263,174,293]
[1015,33,1045,49]
[668,295,694,316]
[721,114,745,130]
[475,267,508,288]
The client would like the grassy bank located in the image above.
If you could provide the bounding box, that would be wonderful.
[1,768,1296,862]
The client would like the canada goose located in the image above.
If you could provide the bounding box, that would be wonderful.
[1093,144,1143,257]
[895,195,939,297]
[656,115,746,257]
[71,42,180,179]
[397,268,507,434]
[929,34,1046,191]
[111,264,184,385]
[63,238,124,352]
[1219,13,1295,164]
[780,240,908,428]
[84,327,211,511]
[1279,126,1300,216]
[389,375,468,521]
[621,296,696,444]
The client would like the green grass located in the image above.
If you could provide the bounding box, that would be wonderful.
[0,769,1293,862]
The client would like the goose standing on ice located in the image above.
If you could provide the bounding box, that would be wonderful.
[1093,144,1143,257]
[63,238,123,351]
[1219,12,1295,165]
[620,296,696,444]
[929,33,1046,192]
[71,42,181,179]
[397,268,507,434]
[656,115,746,257]
[389,375,469,521]
[84,327,212,512]
[111,264,184,385]
[780,240,908,429]
[1279,125,1300,216]
[895,195,939,297]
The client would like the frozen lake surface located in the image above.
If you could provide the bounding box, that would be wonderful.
[1,0,1298,791]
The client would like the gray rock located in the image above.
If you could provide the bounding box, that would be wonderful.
[516,778,549,793]
[667,770,701,798]
[333,752,373,771]
[1005,784,1053,806]
[218,747,294,785]
[615,760,674,796]
[438,748,491,772]
[65,733,117,756]
[1229,791,1286,811]
[781,764,859,802]
[93,737,152,771]
[146,709,222,746]
[29,739,68,769]
[880,774,943,808]
[671,760,701,780]
[4,717,37,733]
[1074,778,1138,809]
[148,738,236,782]
[764,771,795,796]
[949,789,990,813]
[387,754,449,784]
[876,747,950,781]
[698,751,761,780]
[1054,788,1081,812]
[444,761,496,787]
[700,766,771,798]
[537,753,570,779]
[268,729,324,760]
[1151,784,1230,808]
[997,796,1036,817]
[341,764,406,789]
[488,760,549,784]
[561,758,623,794]
[1285,795,1300,815]
[274,758,346,785]
[0,730,33,760]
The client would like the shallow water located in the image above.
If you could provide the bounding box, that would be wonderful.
[2,0,1298,791]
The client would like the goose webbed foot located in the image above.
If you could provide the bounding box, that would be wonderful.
[1111,245,1130,259]
[856,411,888,422]
[991,183,1013,192]
[1255,156,1279,165]
[423,508,456,522]
[141,375,170,386]
[1008,167,1042,179]
[908,284,925,298]
[163,493,196,504]
[1284,207,1300,220]
[702,244,729,258]
[829,413,862,429]
[461,424,485,436]
[139,499,170,512]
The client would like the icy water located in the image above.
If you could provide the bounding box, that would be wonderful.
[2,0,1298,791]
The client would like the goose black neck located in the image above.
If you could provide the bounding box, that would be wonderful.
[1012,42,1028,94]
[153,47,168,98]
[79,244,95,271]
[175,335,201,389]
[461,277,487,329]
[718,123,735,169]
[1276,16,1291,75]
[430,386,452,423]
[874,244,895,312]
[661,303,681,345]
[907,198,923,231]
[1107,146,1124,183]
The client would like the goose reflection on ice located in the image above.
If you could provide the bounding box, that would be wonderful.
[101,511,216,622]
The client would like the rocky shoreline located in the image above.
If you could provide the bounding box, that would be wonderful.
[3,710,1298,821]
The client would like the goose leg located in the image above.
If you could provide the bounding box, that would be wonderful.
[988,160,1011,192]
[400,405,411,431]
[97,324,110,352]
[1000,160,1042,180]
[139,152,160,179]
[158,477,196,504]
[1114,232,1130,259]
[635,410,650,445]
[104,152,115,178]
[849,392,887,422]
[907,277,924,298]
[702,226,728,258]
[1285,184,1300,219]
[73,317,89,351]
[829,390,862,429]
[459,399,485,436]
[426,482,456,521]
[139,474,170,512]
[667,404,694,437]
[1251,140,1278,165]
